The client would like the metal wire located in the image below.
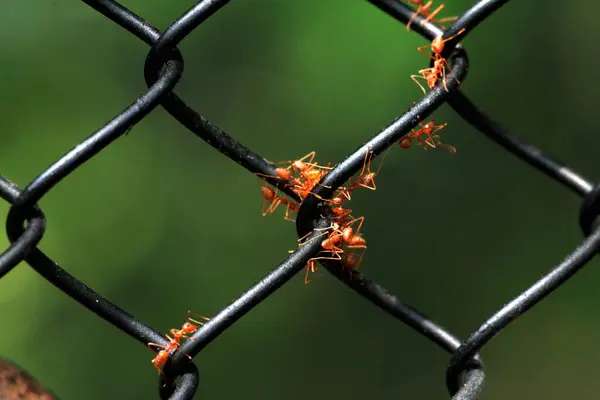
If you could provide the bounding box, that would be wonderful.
[1,0,595,398]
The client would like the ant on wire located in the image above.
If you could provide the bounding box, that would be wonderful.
[411,28,466,93]
[148,312,210,373]
[406,1,458,31]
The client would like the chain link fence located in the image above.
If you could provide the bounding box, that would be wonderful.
[1,0,598,398]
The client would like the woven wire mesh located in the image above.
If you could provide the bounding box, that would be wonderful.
[1,0,599,398]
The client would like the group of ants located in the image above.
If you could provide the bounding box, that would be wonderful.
[148,0,461,374]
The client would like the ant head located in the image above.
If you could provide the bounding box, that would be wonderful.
[431,35,445,54]
[181,322,198,333]
[399,137,412,149]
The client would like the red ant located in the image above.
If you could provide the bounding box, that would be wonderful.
[322,148,389,222]
[304,251,366,284]
[270,151,331,183]
[258,151,332,204]
[169,313,210,343]
[300,216,367,271]
[399,120,455,153]
[148,312,210,373]
[411,28,466,93]
[148,335,191,374]
[260,186,299,221]
[406,1,458,31]
[342,251,365,271]
[348,147,391,193]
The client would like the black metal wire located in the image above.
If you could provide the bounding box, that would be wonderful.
[446,226,600,394]
[0,177,45,278]
[1,0,596,398]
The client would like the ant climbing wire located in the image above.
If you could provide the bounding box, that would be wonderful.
[406,0,458,31]
[147,312,210,373]
[411,28,466,93]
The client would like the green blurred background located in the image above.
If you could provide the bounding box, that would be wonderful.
[2,0,600,398]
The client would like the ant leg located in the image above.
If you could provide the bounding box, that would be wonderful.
[440,64,450,92]
[255,172,279,180]
[294,227,336,250]
[303,189,332,202]
[373,147,391,179]
[411,74,429,95]
[187,311,210,321]
[358,149,388,191]
[339,187,352,201]
[294,151,317,168]
[312,251,344,262]
[303,161,334,171]
[430,123,448,136]
[174,348,193,360]
[304,265,312,284]
[440,28,466,46]
[283,203,298,222]
[148,343,167,351]
[169,328,180,337]
[436,16,458,23]
[406,4,427,31]
[187,318,206,327]
[262,195,281,216]
[420,3,444,26]
[416,44,437,61]
[415,132,436,148]
[266,197,283,215]
[304,260,319,284]
[442,60,461,87]
[433,136,456,153]
[358,147,372,178]
[348,216,365,235]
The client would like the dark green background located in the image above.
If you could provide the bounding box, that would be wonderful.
[1,1,599,399]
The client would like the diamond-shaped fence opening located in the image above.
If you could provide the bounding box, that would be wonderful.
[1,0,599,399]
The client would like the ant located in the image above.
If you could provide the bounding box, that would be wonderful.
[300,217,367,267]
[258,151,332,203]
[411,28,466,93]
[260,186,299,221]
[342,251,365,271]
[406,1,458,31]
[322,148,389,222]
[270,151,332,183]
[348,147,391,193]
[148,312,211,373]
[399,120,455,153]
[148,335,191,374]
[304,251,366,284]
[169,312,211,343]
